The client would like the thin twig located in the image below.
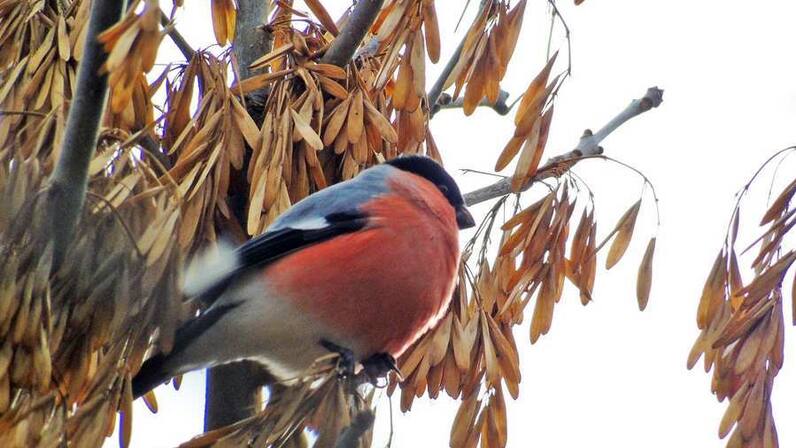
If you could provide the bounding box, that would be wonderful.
[321,0,385,67]
[463,86,664,206]
[546,0,572,75]
[159,9,195,61]
[0,110,47,117]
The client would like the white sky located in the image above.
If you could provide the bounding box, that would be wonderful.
[110,1,796,447]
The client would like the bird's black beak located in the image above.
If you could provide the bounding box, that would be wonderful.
[456,206,476,229]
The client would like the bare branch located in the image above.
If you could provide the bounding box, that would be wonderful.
[434,89,511,116]
[48,0,127,265]
[334,409,376,448]
[427,38,464,109]
[160,9,195,61]
[0,110,47,117]
[463,86,664,206]
[321,0,385,67]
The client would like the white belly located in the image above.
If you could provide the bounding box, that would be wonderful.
[165,279,360,381]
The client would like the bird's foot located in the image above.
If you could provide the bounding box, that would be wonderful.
[320,339,356,378]
[360,353,402,387]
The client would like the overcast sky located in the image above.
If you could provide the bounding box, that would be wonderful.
[112,1,796,447]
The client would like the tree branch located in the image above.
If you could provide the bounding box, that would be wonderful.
[320,0,385,67]
[434,90,511,116]
[48,0,127,266]
[334,409,376,448]
[463,86,664,206]
[160,9,195,61]
[427,38,464,110]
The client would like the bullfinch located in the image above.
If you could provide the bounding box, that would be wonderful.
[132,155,475,398]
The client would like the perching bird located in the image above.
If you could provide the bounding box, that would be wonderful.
[132,155,475,398]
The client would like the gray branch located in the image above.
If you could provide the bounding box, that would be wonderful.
[320,0,385,67]
[233,0,272,80]
[160,10,195,61]
[463,86,664,206]
[48,0,127,266]
[427,39,464,109]
[434,89,511,116]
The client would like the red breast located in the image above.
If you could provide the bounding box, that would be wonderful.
[262,169,460,359]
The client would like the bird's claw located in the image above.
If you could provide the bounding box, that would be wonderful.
[319,340,401,387]
[361,353,402,387]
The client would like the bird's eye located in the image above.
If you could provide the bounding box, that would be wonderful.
[438,184,449,194]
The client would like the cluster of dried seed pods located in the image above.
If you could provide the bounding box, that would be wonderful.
[97,0,164,113]
[495,53,559,191]
[179,360,372,448]
[0,0,651,447]
[443,0,528,116]
[689,172,796,448]
[0,141,182,447]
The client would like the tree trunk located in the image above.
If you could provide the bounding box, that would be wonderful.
[203,0,272,431]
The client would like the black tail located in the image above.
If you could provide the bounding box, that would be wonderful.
[132,353,172,398]
[132,302,242,398]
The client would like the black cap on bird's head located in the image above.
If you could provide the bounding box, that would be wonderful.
[385,155,476,230]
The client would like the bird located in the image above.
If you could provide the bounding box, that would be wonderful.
[132,155,475,398]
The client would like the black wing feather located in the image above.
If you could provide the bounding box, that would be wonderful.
[132,302,241,398]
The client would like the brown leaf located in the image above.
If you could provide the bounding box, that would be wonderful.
[323,96,351,146]
[210,0,236,45]
[496,0,527,79]
[605,199,642,269]
[514,52,558,126]
[422,3,440,63]
[451,393,481,448]
[739,379,765,438]
[57,15,70,61]
[317,76,348,99]
[249,43,294,70]
[290,109,323,150]
[305,0,339,35]
[495,136,524,172]
[393,53,413,110]
[231,69,293,94]
[120,375,133,448]
[510,117,541,191]
[792,270,796,325]
[719,382,750,438]
[636,237,656,311]
[347,90,364,144]
[306,62,347,80]
[410,31,426,98]
[480,314,500,387]
[760,178,796,225]
[363,98,398,144]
